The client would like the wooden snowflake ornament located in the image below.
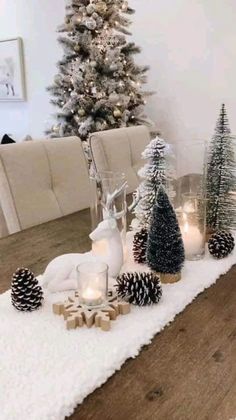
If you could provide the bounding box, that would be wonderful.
[53,291,130,332]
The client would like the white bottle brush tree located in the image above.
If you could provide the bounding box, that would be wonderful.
[134,137,175,230]
[206,104,236,231]
[47,0,153,140]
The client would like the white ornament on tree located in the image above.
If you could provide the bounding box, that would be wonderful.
[85,17,97,30]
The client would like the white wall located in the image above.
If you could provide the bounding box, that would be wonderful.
[130,0,236,142]
[0,0,236,142]
[0,0,65,140]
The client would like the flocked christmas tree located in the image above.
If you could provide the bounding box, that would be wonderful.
[147,186,185,283]
[134,137,174,229]
[47,0,153,140]
[206,104,236,231]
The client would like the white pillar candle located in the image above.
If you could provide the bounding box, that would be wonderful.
[181,213,203,256]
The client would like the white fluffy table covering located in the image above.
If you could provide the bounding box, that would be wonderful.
[1,235,236,420]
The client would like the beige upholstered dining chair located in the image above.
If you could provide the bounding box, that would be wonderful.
[89,126,150,194]
[0,137,90,235]
[0,205,8,237]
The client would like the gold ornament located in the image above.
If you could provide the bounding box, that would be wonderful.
[71,13,83,25]
[113,108,122,118]
[101,120,108,129]
[52,124,60,133]
[122,1,128,11]
[78,108,86,117]
[74,44,80,52]
[95,1,107,15]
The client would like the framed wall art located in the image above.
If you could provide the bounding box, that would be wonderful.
[0,38,26,101]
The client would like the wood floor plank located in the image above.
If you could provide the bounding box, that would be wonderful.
[214,379,236,420]
[73,268,236,420]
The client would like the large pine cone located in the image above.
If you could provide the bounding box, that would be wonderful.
[208,231,235,259]
[116,272,162,306]
[11,267,44,311]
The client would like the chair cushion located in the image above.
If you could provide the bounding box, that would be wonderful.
[43,139,90,215]
[0,137,90,234]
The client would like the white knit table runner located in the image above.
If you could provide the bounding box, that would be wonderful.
[1,236,236,420]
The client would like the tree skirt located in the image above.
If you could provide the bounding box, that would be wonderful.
[1,236,236,420]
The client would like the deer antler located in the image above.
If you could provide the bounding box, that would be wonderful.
[128,189,141,212]
[101,182,128,219]
[106,182,128,211]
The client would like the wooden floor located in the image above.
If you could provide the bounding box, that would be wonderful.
[1,211,236,419]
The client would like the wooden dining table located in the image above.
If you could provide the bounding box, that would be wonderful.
[1,209,236,420]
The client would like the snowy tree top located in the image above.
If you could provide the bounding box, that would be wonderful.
[142,136,167,160]
[215,103,231,135]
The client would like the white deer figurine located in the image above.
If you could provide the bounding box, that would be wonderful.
[43,182,137,293]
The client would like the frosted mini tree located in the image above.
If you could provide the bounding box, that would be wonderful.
[47,0,152,140]
[134,137,174,229]
[206,104,236,231]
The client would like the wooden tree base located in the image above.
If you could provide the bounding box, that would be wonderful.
[159,272,182,284]
[53,290,130,332]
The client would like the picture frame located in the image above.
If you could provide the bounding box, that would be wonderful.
[0,37,26,102]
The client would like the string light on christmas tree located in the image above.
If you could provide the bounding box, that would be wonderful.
[46,0,153,140]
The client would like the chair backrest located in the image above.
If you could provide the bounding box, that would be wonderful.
[0,137,90,235]
[89,126,150,194]
[0,204,8,238]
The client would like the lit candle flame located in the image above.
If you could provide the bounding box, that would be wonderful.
[83,287,100,299]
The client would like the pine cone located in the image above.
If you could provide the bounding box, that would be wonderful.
[11,268,44,312]
[208,231,235,259]
[133,229,148,264]
[116,272,162,306]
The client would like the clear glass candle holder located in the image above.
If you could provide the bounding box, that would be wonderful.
[90,170,127,247]
[178,193,206,261]
[173,141,207,211]
[77,261,108,308]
